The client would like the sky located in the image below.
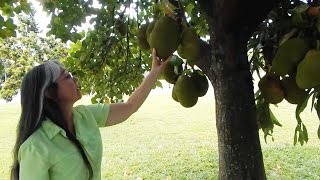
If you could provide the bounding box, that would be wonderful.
[30,0,50,35]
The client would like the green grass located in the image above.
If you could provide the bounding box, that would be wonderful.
[0,91,320,180]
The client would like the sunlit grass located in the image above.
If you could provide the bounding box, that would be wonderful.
[0,89,319,179]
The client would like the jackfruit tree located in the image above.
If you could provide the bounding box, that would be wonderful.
[2,0,320,179]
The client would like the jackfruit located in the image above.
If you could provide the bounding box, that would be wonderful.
[178,28,200,65]
[115,19,127,36]
[258,74,285,104]
[296,50,320,89]
[281,76,308,104]
[271,38,309,76]
[161,55,184,84]
[172,85,179,102]
[177,45,186,59]
[137,23,150,50]
[291,4,310,28]
[146,20,156,40]
[191,70,209,97]
[174,74,198,108]
[147,16,180,59]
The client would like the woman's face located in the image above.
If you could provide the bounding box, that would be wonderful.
[55,69,82,104]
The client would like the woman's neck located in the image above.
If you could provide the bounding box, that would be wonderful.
[60,103,76,136]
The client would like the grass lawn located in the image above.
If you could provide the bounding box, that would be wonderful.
[0,90,319,180]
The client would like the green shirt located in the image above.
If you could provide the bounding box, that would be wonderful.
[18,103,110,180]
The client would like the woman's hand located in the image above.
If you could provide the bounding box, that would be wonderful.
[150,48,171,75]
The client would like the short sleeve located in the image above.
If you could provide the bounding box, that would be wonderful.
[85,103,110,127]
[18,142,50,180]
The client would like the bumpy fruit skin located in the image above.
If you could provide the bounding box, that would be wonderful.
[174,74,198,108]
[161,55,183,84]
[258,74,285,104]
[137,23,150,50]
[281,76,308,104]
[296,50,320,89]
[271,38,309,76]
[178,28,200,65]
[148,16,180,59]
[291,4,310,28]
[146,20,156,40]
[115,20,127,36]
[191,70,209,97]
[172,85,179,102]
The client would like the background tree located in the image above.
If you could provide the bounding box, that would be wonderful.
[0,12,68,101]
[0,0,32,72]
[2,0,320,179]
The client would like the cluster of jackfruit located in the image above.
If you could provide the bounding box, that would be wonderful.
[260,4,320,104]
[160,55,209,108]
[137,15,207,108]
[137,16,180,59]
[258,73,308,105]
[172,69,209,108]
[260,37,315,104]
[137,15,201,65]
[260,37,313,104]
[265,34,320,104]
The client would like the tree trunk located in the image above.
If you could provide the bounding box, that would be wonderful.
[195,0,280,179]
[197,29,266,179]
[212,29,266,179]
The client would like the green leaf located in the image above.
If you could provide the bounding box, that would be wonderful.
[1,3,13,16]
[311,91,317,112]
[70,32,82,43]
[315,98,320,119]
[185,3,195,16]
[293,125,299,146]
[298,130,304,146]
[295,92,312,123]
[0,64,4,72]
[5,18,17,30]
[91,96,98,104]
[318,125,320,139]
[19,1,32,13]
[270,109,282,127]
[0,16,5,27]
[154,80,162,89]
[0,28,15,38]
[302,123,308,143]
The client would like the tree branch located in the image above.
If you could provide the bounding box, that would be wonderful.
[195,40,212,77]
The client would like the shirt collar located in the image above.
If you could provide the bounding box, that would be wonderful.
[41,119,67,139]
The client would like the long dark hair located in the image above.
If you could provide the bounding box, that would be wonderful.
[11,61,93,180]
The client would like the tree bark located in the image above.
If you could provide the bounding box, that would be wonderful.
[195,0,279,179]
[212,29,266,179]
[196,28,266,179]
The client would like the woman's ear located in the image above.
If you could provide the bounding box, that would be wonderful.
[45,87,56,100]
[45,91,54,99]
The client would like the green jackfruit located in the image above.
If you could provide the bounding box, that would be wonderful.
[147,16,180,59]
[115,19,127,36]
[281,76,308,104]
[174,74,198,108]
[137,23,150,50]
[172,85,179,102]
[191,70,209,97]
[161,55,184,84]
[178,28,200,65]
[258,74,285,104]
[296,50,320,89]
[291,4,310,28]
[146,20,156,41]
[271,38,309,76]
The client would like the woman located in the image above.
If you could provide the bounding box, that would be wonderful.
[10,49,169,180]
